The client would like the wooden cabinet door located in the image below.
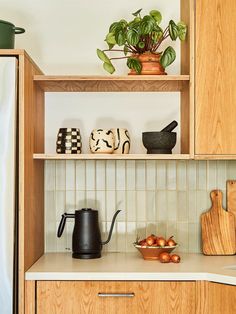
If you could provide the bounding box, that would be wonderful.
[126,281,195,314]
[195,0,236,154]
[197,281,236,314]
[37,281,196,314]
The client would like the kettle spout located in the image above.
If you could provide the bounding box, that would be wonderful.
[102,210,121,245]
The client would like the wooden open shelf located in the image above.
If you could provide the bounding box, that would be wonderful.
[33,153,191,160]
[34,75,190,92]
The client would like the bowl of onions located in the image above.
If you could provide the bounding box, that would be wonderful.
[134,234,178,260]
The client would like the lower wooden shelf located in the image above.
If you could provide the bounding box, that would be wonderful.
[33,153,192,160]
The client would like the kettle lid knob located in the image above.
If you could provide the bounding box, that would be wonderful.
[81,208,92,211]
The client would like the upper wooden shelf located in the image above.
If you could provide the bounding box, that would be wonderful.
[33,153,191,160]
[34,75,190,92]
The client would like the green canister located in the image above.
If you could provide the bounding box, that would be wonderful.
[0,20,25,48]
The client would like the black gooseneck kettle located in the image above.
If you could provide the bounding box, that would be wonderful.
[57,208,121,259]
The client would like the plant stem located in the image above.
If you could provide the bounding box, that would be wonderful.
[109,56,130,60]
[127,44,138,54]
[103,49,132,53]
[152,26,169,52]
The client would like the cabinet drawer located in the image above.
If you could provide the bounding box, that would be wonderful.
[37,281,196,314]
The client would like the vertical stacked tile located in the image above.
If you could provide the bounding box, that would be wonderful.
[44,160,236,254]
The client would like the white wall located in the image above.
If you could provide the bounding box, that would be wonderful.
[2,1,182,153]
[1,0,180,74]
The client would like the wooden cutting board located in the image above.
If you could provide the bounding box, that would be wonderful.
[201,190,236,255]
[227,180,236,221]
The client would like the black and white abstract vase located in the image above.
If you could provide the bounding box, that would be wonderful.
[111,128,130,154]
[89,129,114,153]
[56,128,81,154]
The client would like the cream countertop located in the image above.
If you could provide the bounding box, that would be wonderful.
[25,252,236,285]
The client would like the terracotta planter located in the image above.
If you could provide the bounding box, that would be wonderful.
[129,52,166,75]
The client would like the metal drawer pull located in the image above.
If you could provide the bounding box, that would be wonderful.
[98,293,135,298]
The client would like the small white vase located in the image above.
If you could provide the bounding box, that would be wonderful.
[89,129,114,153]
[111,128,130,154]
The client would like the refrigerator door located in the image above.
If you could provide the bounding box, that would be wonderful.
[0,57,17,314]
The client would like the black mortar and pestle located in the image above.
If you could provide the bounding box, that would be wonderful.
[142,121,178,154]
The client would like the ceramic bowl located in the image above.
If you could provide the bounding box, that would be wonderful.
[134,243,178,260]
[142,131,176,154]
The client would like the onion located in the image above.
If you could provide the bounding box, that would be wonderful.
[159,252,171,263]
[156,237,167,247]
[170,254,181,263]
[166,236,177,247]
[146,236,155,246]
[139,240,148,247]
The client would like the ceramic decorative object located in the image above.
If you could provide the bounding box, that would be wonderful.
[56,128,81,154]
[89,129,114,153]
[133,243,177,260]
[142,131,176,154]
[128,53,166,75]
[111,128,130,154]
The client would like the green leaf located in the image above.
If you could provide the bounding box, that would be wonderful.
[124,45,129,56]
[128,20,141,32]
[138,42,145,49]
[105,33,116,45]
[169,20,178,41]
[119,19,128,29]
[127,29,139,46]
[160,46,176,68]
[151,30,163,43]
[109,22,120,33]
[132,8,142,17]
[134,17,141,23]
[97,49,111,64]
[177,22,187,41]
[127,57,142,74]
[140,15,155,35]
[103,62,115,74]
[107,43,115,50]
[149,10,162,24]
[115,30,126,46]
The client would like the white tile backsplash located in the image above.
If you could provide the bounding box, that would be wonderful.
[55,161,66,190]
[45,160,236,253]
[75,161,86,190]
[135,160,146,190]
[96,161,106,190]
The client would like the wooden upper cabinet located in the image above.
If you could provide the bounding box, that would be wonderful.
[195,0,236,155]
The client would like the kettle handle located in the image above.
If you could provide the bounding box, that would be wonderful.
[57,213,75,237]
[102,210,121,245]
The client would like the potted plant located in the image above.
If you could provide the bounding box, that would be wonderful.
[97,8,187,75]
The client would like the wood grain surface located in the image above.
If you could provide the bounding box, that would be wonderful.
[227,180,236,249]
[33,153,192,160]
[37,281,196,314]
[195,0,236,154]
[33,75,189,92]
[18,53,45,314]
[201,190,236,255]
[181,0,195,157]
[25,281,36,314]
[196,281,236,314]
[195,155,236,160]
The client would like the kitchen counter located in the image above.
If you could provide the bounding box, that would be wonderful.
[25,252,236,285]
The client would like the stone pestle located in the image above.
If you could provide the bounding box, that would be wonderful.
[160,120,178,132]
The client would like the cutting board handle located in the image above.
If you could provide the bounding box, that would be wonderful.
[210,190,223,212]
